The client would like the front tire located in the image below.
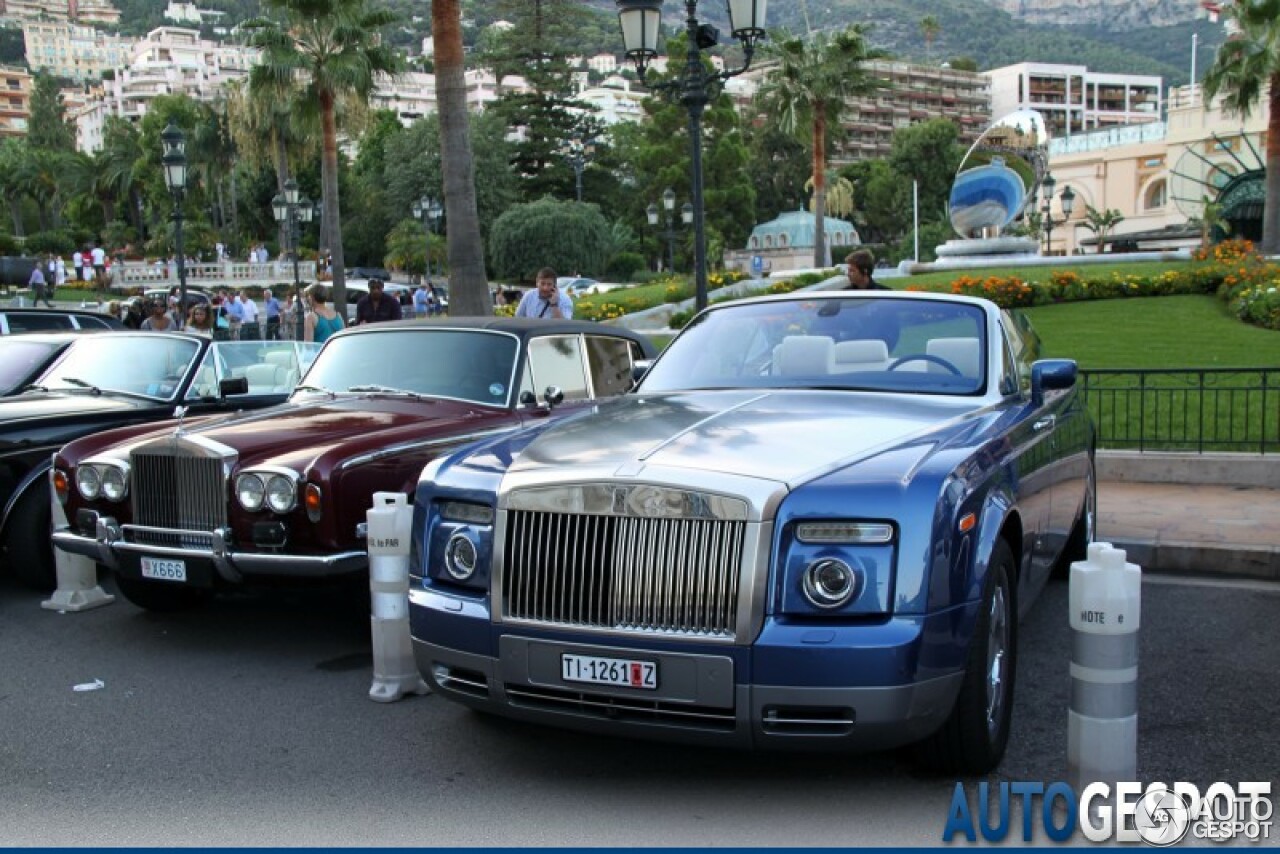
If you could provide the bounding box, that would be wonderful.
[5,484,55,591]
[114,575,212,612]
[916,539,1017,775]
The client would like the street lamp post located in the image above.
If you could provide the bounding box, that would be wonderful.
[1039,174,1077,256]
[617,0,767,311]
[272,179,313,341]
[646,187,693,273]
[412,196,443,285]
[564,132,594,203]
[160,122,188,326]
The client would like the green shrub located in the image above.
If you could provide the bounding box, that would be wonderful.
[23,230,75,256]
[0,233,18,255]
[606,251,645,279]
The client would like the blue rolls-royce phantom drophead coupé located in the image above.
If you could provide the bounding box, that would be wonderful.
[407,291,1095,774]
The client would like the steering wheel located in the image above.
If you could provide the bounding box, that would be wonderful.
[887,354,963,376]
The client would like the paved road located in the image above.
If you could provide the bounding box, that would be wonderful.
[1,571,1276,846]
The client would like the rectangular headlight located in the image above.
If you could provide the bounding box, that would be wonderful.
[795,521,894,544]
[440,500,494,525]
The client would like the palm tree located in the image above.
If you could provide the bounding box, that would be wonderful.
[1080,205,1125,254]
[244,0,401,317]
[920,15,941,63]
[96,117,147,238]
[1202,0,1280,255]
[757,26,884,268]
[431,0,490,316]
[0,139,28,236]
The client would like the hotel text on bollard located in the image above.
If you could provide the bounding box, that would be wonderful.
[1068,541,1141,791]
[366,492,430,703]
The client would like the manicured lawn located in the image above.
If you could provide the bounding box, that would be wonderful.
[1022,295,1280,369]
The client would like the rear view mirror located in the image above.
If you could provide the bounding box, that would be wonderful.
[219,377,249,398]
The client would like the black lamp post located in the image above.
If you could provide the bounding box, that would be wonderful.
[160,122,188,326]
[412,196,443,284]
[1039,174,1076,256]
[617,0,766,311]
[272,178,313,341]
[564,132,594,203]
[646,186,693,273]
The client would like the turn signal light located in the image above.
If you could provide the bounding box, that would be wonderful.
[304,483,322,522]
[51,469,69,504]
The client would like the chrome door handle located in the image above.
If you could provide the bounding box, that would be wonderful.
[1033,415,1056,432]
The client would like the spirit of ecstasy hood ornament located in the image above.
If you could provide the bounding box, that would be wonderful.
[172,405,189,436]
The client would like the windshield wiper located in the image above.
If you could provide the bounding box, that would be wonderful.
[61,377,102,395]
[293,384,335,398]
[347,384,424,399]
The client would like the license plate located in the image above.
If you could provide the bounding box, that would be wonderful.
[140,556,186,583]
[561,653,657,690]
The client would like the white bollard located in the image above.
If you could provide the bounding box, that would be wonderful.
[42,478,114,612]
[366,491,430,703]
[1068,541,1141,791]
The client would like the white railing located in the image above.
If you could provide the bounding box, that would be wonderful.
[111,260,318,290]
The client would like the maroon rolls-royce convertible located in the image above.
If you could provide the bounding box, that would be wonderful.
[51,319,655,611]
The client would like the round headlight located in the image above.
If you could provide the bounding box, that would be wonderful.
[802,558,858,609]
[444,532,478,581]
[264,474,296,514]
[101,466,127,501]
[235,473,265,512]
[75,466,102,500]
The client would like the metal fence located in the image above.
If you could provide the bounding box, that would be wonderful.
[1080,368,1280,454]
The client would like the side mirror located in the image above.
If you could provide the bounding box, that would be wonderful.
[518,390,537,407]
[543,385,564,409]
[632,359,653,385]
[219,376,249,398]
[1030,359,1077,404]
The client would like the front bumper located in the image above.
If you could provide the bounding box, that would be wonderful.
[52,517,367,585]
[410,588,964,751]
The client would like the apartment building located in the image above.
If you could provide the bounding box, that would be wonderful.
[0,65,30,137]
[985,62,1161,138]
[23,20,132,80]
[732,59,990,164]
[2,0,120,25]
[368,69,531,127]
[72,27,258,151]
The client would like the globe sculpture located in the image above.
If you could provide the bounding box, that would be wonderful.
[936,109,1048,259]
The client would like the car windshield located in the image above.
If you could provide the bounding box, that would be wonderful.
[185,340,322,399]
[40,334,202,400]
[640,296,989,396]
[0,339,60,394]
[297,329,519,407]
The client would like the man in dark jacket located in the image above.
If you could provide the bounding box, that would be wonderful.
[844,249,890,290]
[354,279,403,325]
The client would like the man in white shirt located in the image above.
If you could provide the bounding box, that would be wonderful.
[90,245,106,283]
[514,268,573,319]
[240,292,261,339]
[72,250,83,283]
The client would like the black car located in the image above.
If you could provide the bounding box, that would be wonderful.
[0,308,126,335]
[0,333,320,589]
[0,332,105,397]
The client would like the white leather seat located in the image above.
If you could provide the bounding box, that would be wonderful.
[773,335,834,376]
[832,340,890,373]
[244,362,286,392]
[926,337,982,378]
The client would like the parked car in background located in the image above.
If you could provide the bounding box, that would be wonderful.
[52,319,656,612]
[556,277,599,298]
[0,335,318,589]
[346,266,393,282]
[408,291,1095,773]
[341,280,412,322]
[0,307,125,334]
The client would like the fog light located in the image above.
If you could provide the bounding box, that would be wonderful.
[802,558,859,609]
[75,466,101,500]
[444,532,478,581]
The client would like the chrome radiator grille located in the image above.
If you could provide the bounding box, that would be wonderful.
[130,448,226,547]
[501,511,745,638]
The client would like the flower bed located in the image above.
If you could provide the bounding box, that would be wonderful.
[907,241,1280,332]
